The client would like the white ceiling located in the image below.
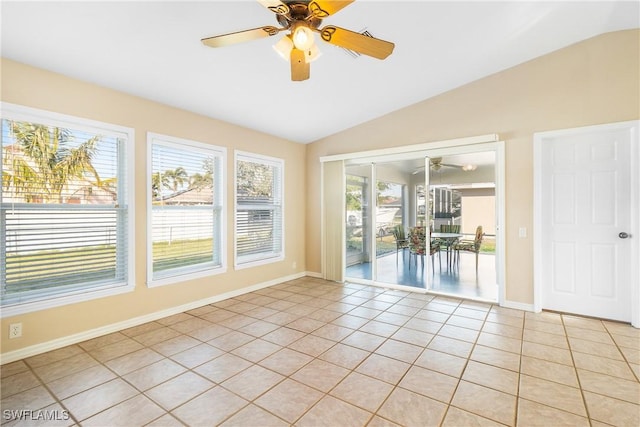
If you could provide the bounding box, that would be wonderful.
[2,1,638,144]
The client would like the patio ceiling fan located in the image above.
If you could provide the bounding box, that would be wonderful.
[200,0,395,81]
[412,158,478,175]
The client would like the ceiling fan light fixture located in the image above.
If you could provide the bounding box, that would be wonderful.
[291,22,315,50]
[273,34,293,60]
[462,164,478,171]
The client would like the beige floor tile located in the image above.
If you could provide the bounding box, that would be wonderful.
[207,331,255,351]
[524,319,566,335]
[451,380,517,425]
[377,387,448,426]
[462,360,519,395]
[374,311,411,326]
[525,311,563,324]
[32,353,99,383]
[297,395,373,426]
[146,413,185,426]
[122,358,187,391]
[428,301,459,313]
[516,398,589,426]
[0,385,56,414]
[133,327,182,346]
[486,313,525,328]
[520,356,578,387]
[438,324,481,343]
[428,335,474,358]
[288,334,336,357]
[390,326,434,347]
[237,319,280,337]
[231,338,281,363]
[0,370,41,399]
[356,353,410,385]
[47,364,117,400]
[219,403,288,427]
[169,343,225,369]
[244,306,280,320]
[25,346,84,368]
[78,332,128,352]
[611,333,640,349]
[404,317,444,334]
[482,321,523,340]
[121,322,164,337]
[619,345,640,365]
[399,365,459,403]
[603,320,640,337]
[561,315,606,332]
[146,371,214,410]
[572,352,636,380]
[88,337,145,363]
[200,308,237,323]
[156,313,194,326]
[367,415,403,427]
[341,331,386,352]
[442,406,506,427]
[331,313,370,329]
[521,340,572,366]
[523,328,569,349]
[254,379,323,423]
[414,308,451,323]
[305,307,343,322]
[221,364,284,400]
[193,353,252,383]
[151,335,200,357]
[414,348,467,378]
[386,303,421,317]
[82,394,165,427]
[471,344,521,372]
[446,315,485,331]
[105,348,164,376]
[518,374,586,417]
[359,320,401,338]
[291,359,350,392]
[374,339,423,364]
[330,372,393,412]
[477,331,522,354]
[172,386,248,426]
[170,317,214,334]
[259,347,314,375]
[285,316,326,333]
[311,323,353,341]
[0,361,29,379]
[568,336,624,360]
[261,326,306,346]
[62,378,138,421]
[583,391,640,426]
[565,326,614,345]
[577,369,640,404]
[185,304,216,316]
[318,342,369,370]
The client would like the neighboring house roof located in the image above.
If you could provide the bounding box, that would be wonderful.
[159,186,212,205]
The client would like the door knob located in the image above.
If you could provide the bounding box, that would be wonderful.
[619,232,630,239]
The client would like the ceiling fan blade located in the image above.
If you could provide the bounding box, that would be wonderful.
[308,1,354,18]
[202,26,281,48]
[318,25,394,59]
[257,0,290,16]
[290,48,310,81]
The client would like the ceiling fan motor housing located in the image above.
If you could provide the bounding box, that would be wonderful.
[277,1,323,30]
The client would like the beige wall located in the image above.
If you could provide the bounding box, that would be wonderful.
[305,30,640,304]
[0,59,306,355]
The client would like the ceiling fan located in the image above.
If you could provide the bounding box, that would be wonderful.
[201,0,395,81]
[412,158,478,175]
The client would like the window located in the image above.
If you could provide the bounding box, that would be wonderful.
[0,103,134,316]
[148,134,226,286]
[235,151,284,268]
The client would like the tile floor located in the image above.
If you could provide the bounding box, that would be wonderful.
[1,277,639,427]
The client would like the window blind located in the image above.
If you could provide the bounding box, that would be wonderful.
[149,135,224,283]
[235,152,283,266]
[1,118,129,306]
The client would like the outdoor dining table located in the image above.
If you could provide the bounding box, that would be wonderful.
[431,232,464,268]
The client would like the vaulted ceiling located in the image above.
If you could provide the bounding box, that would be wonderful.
[2,1,638,143]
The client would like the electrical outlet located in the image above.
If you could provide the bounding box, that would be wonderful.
[9,323,22,339]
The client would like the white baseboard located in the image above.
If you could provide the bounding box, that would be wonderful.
[502,299,535,312]
[0,272,307,365]
[304,271,323,279]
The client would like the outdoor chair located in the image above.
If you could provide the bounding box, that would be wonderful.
[408,226,441,271]
[453,225,484,273]
[392,224,409,263]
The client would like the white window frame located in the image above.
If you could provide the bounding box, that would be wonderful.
[234,151,285,269]
[0,102,135,318]
[146,133,227,287]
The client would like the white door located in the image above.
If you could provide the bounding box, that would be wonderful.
[535,122,638,322]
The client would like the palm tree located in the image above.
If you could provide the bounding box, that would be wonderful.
[164,167,189,193]
[2,121,101,203]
